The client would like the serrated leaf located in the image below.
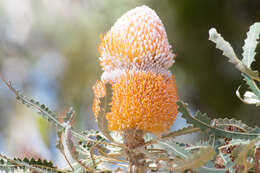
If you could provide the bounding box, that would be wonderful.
[209,28,260,81]
[178,101,259,139]
[214,118,258,133]
[0,154,66,173]
[17,157,55,169]
[97,83,116,143]
[178,101,216,136]
[0,77,94,149]
[178,101,211,131]
[242,23,260,68]
[209,28,239,65]
[12,93,64,130]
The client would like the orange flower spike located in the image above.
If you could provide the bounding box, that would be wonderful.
[99,5,175,75]
[106,71,178,134]
[93,6,179,169]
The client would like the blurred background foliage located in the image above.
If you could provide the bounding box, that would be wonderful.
[0,0,260,166]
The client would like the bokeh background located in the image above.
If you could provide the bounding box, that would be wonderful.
[0,0,260,167]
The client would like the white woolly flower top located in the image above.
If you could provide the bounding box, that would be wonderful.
[98,5,175,81]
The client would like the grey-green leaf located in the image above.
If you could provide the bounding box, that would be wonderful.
[209,28,260,81]
[209,28,240,65]
[242,23,260,68]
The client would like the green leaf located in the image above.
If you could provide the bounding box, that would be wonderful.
[0,77,99,149]
[214,118,258,133]
[178,101,211,132]
[0,155,66,173]
[14,91,64,130]
[209,28,240,65]
[242,23,260,68]
[178,101,259,139]
[16,157,55,169]
[209,28,260,81]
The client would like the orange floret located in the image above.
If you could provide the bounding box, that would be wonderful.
[99,5,175,74]
[106,70,178,134]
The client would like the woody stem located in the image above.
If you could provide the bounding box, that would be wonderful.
[123,129,146,173]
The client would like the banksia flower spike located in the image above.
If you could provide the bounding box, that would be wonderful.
[94,8,178,169]
[93,5,178,135]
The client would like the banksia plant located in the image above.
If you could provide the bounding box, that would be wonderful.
[2,5,260,173]
[94,6,179,171]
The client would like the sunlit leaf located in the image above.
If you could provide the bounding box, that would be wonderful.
[209,28,260,81]
[242,23,260,68]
